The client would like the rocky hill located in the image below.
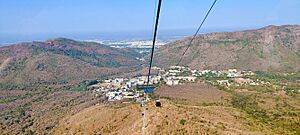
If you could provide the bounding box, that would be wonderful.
[0,38,142,85]
[154,25,300,71]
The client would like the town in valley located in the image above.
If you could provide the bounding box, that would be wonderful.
[88,66,300,102]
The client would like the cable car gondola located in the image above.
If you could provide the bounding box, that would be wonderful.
[155,99,161,107]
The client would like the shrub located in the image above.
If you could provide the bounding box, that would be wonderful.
[180,119,186,125]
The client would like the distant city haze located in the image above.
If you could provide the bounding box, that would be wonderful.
[1,0,300,44]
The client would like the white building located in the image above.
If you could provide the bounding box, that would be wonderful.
[183,76,197,82]
[166,79,179,86]
[227,72,237,78]
[137,80,145,85]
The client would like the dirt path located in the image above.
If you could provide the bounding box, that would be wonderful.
[0,58,11,74]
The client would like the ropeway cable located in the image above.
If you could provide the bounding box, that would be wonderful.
[146,0,163,86]
[177,0,218,66]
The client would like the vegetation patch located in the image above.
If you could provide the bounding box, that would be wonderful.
[0,83,33,91]
[31,46,122,67]
[230,94,300,134]
[231,95,269,121]
[0,93,33,104]
[70,80,98,92]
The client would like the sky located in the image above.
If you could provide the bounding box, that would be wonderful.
[0,0,300,43]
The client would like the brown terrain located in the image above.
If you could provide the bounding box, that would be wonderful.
[1,25,300,135]
[0,87,100,134]
[1,82,299,134]
[155,25,300,71]
[51,99,260,135]
[156,82,230,105]
[50,83,299,135]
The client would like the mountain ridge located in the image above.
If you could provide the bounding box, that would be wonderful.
[154,25,300,71]
[0,38,142,85]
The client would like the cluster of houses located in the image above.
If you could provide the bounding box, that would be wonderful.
[89,66,282,102]
[163,66,264,87]
[89,74,164,102]
[163,66,197,85]
[211,69,271,87]
[89,66,202,102]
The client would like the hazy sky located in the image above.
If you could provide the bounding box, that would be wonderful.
[0,0,300,35]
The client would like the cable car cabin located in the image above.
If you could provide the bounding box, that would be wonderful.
[137,84,155,93]
[155,100,161,107]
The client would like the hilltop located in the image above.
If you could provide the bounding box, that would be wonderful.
[0,38,143,85]
[154,25,300,71]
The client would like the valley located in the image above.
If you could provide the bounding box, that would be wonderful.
[0,25,300,135]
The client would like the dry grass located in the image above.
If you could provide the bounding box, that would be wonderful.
[52,99,261,135]
[156,82,231,105]
[51,104,143,135]
[2,82,299,134]
[145,99,261,135]
[0,89,99,135]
